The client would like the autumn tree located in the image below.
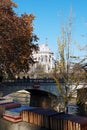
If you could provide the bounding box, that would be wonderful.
[0,0,39,79]
[53,15,87,112]
[79,46,87,72]
[30,63,46,78]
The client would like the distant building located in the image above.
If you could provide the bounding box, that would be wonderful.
[28,43,55,78]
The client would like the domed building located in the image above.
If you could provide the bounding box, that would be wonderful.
[29,43,55,78]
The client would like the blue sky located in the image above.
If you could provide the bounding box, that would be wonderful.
[13,0,87,58]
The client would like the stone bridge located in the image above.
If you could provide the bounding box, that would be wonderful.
[0,78,64,97]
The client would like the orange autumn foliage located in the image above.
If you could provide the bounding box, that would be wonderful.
[0,0,39,78]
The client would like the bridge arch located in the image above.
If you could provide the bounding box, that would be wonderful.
[26,89,58,109]
[0,78,63,110]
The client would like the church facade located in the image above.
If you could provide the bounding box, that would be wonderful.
[28,43,55,78]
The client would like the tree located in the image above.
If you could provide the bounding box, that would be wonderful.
[79,57,87,72]
[30,63,46,78]
[0,0,39,79]
[53,14,87,113]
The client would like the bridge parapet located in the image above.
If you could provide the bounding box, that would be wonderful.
[0,78,64,97]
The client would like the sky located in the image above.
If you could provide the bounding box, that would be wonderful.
[13,0,87,59]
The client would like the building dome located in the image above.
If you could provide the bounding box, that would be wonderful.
[39,44,53,54]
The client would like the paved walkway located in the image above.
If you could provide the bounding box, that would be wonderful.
[0,118,49,130]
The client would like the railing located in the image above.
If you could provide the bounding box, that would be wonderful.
[21,108,87,130]
[2,78,65,84]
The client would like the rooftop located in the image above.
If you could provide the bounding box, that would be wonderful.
[38,43,53,54]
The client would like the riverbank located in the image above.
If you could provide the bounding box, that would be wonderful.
[0,118,49,130]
